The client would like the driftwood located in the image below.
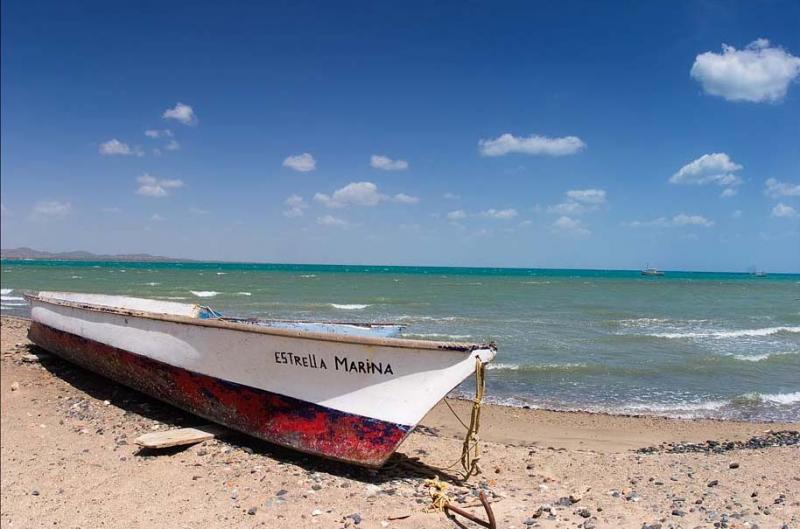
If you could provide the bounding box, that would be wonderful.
[135,425,228,449]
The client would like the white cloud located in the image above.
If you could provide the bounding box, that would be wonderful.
[518,220,533,228]
[626,213,714,228]
[188,207,209,215]
[720,188,738,198]
[164,139,180,151]
[317,215,349,228]
[771,202,798,218]
[136,173,184,197]
[32,200,71,218]
[314,182,417,208]
[283,194,309,218]
[145,129,173,138]
[370,155,409,171]
[150,213,166,222]
[162,102,197,125]
[566,189,606,204]
[690,39,800,103]
[670,153,743,187]
[552,215,590,236]
[547,201,587,215]
[99,139,141,156]
[765,178,800,198]
[101,207,122,213]
[446,209,467,221]
[672,213,714,227]
[1,203,9,217]
[392,193,419,204]
[479,208,518,220]
[282,153,316,172]
[548,188,607,216]
[478,133,586,157]
[444,192,460,200]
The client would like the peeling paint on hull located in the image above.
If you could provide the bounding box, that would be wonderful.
[28,322,412,467]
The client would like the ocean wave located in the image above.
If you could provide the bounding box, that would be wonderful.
[71,275,82,279]
[1,295,25,302]
[485,362,520,371]
[190,291,218,298]
[330,303,370,310]
[650,326,800,339]
[145,282,161,286]
[731,350,799,362]
[0,288,13,295]
[405,333,473,341]
[216,272,227,275]
[486,362,589,372]
[732,391,800,406]
[300,274,317,278]
[159,296,187,300]
[1,305,26,310]
[237,292,252,296]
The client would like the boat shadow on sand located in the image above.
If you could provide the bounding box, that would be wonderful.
[24,343,459,484]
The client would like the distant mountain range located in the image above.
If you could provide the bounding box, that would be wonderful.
[0,247,186,262]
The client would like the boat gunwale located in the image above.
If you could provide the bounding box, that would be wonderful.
[24,293,496,353]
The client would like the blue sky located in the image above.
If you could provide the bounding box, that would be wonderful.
[2,1,799,271]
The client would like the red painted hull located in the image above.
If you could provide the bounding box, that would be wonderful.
[28,322,412,467]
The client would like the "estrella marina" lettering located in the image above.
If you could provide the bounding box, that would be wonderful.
[274,351,394,375]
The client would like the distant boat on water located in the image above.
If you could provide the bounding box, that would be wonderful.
[641,265,664,276]
[25,291,496,467]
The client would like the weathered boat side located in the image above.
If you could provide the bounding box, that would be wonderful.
[25,292,495,466]
[29,321,411,466]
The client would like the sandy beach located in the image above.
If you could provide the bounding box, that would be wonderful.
[2,315,798,529]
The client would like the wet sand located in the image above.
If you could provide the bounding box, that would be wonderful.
[2,315,798,528]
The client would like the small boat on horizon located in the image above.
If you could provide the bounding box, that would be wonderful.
[640,266,664,276]
[24,291,495,467]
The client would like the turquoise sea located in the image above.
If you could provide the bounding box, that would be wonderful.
[2,260,799,422]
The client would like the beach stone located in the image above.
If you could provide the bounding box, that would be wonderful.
[576,508,591,518]
[583,521,596,529]
[345,512,362,525]
[708,479,719,487]
[311,509,322,516]
[10,381,19,391]
[31,490,40,496]
[729,462,739,469]
[642,523,661,529]
[275,489,288,496]
[246,506,257,515]
[672,509,686,517]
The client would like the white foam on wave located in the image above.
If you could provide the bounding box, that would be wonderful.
[732,350,798,362]
[485,363,521,371]
[300,274,317,278]
[159,296,188,300]
[762,392,800,405]
[406,333,473,340]
[0,288,13,295]
[237,292,252,296]
[651,326,800,339]
[145,282,161,286]
[216,272,227,275]
[190,291,218,298]
[1,295,24,302]
[330,303,370,310]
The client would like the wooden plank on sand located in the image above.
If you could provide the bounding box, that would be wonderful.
[135,425,228,449]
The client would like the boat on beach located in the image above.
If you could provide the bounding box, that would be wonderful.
[24,291,496,467]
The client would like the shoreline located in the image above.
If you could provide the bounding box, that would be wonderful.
[3,315,799,528]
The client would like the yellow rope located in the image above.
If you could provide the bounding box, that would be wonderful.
[423,477,450,512]
[459,357,485,480]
